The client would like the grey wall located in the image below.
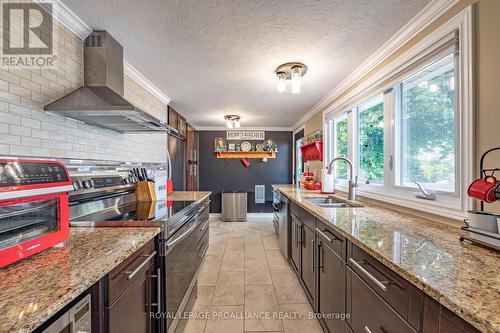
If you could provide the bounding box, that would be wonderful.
[199,131,293,213]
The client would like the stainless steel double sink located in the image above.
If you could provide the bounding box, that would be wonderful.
[304,196,359,208]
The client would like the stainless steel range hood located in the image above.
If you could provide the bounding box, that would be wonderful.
[45,31,172,133]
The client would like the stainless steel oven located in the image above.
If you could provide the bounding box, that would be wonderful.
[163,199,210,333]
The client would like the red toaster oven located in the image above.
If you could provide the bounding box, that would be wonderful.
[0,159,73,268]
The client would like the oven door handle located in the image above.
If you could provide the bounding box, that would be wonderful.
[165,219,197,250]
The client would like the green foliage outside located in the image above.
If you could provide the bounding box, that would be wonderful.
[335,118,348,179]
[332,54,456,190]
[402,56,455,189]
[359,103,384,183]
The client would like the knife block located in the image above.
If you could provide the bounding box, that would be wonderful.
[136,181,157,202]
[136,201,156,220]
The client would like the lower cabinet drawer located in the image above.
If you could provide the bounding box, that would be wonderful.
[349,244,410,319]
[347,267,416,333]
[107,239,156,305]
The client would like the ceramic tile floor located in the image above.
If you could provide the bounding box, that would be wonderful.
[176,216,323,333]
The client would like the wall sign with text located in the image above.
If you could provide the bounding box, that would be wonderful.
[226,131,265,140]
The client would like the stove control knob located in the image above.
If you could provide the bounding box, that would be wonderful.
[72,181,81,190]
[82,180,93,189]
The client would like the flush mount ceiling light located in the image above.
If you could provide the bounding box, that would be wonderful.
[275,62,308,94]
[224,115,241,128]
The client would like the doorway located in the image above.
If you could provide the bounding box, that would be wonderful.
[293,128,305,184]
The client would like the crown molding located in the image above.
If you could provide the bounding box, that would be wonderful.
[292,0,461,130]
[196,126,293,132]
[124,61,171,106]
[35,0,92,39]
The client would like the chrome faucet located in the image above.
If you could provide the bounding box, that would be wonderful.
[327,157,358,201]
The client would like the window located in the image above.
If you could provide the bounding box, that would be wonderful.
[358,94,384,184]
[334,115,348,179]
[323,18,472,219]
[397,53,457,193]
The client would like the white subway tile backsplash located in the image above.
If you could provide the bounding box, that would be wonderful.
[10,145,32,156]
[0,7,168,164]
[21,137,41,147]
[31,129,50,140]
[10,125,31,137]
[0,112,21,125]
[21,117,41,129]
[0,144,9,154]
[0,135,21,145]
[0,123,8,134]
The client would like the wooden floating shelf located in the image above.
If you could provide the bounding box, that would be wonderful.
[215,151,277,159]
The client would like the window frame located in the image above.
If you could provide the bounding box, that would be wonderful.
[392,51,460,197]
[322,8,473,220]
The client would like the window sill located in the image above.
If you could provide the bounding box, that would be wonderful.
[333,184,469,220]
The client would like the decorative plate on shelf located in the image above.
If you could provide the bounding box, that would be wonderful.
[255,144,264,151]
[241,141,252,152]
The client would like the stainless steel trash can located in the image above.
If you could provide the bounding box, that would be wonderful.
[221,191,247,222]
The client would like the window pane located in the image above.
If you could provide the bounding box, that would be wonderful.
[400,53,456,192]
[358,95,384,184]
[335,116,348,179]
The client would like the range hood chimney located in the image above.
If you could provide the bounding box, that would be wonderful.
[45,31,172,133]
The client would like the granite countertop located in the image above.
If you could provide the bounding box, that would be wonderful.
[273,185,500,333]
[0,227,161,333]
[169,191,211,202]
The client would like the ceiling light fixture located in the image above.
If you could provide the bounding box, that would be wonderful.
[224,115,241,128]
[275,62,308,94]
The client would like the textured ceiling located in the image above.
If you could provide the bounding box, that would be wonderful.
[62,0,431,128]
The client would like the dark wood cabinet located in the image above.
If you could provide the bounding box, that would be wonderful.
[283,196,482,333]
[168,106,178,130]
[186,123,199,191]
[178,116,186,138]
[317,237,346,333]
[348,243,411,320]
[108,262,155,333]
[167,106,186,139]
[422,295,481,333]
[290,213,302,274]
[301,224,316,304]
[347,267,417,333]
[105,240,157,333]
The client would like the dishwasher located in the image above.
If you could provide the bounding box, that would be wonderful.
[277,193,290,259]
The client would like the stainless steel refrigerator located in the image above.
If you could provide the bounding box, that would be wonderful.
[168,133,186,191]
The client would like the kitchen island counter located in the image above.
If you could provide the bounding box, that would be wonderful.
[0,227,161,333]
[273,184,499,333]
[169,191,211,203]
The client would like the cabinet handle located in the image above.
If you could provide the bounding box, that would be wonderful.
[124,251,157,281]
[364,326,373,333]
[315,228,335,242]
[149,268,162,310]
[311,239,315,274]
[349,258,387,292]
[295,221,298,247]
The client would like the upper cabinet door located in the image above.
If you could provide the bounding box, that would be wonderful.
[168,106,179,130]
[178,116,186,138]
